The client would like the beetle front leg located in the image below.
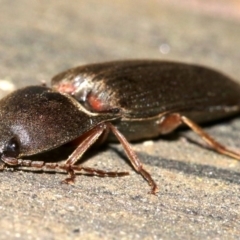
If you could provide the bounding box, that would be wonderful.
[1,154,128,180]
[62,123,129,183]
[1,156,62,169]
[62,123,107,183]
[64,124,107,166]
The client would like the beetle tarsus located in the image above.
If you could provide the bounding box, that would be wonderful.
[2,156,129,181]
[140,168,158,194]
[72,165,129,177]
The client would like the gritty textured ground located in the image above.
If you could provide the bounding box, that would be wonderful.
[0,0,240,239]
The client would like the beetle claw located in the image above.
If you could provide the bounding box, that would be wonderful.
[61,178,75,185]
[62,167,76,184]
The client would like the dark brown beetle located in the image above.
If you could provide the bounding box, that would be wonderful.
[1,60,240,194]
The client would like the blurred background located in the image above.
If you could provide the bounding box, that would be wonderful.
[1,0,240,90]
[0,1,240,239]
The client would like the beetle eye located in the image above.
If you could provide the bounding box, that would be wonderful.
[3,137,20,158]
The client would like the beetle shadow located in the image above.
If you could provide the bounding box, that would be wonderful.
[26,143,109,163]
[109,140,240,186]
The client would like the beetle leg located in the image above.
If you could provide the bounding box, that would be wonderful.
[1,156,128,178]
[71,165,129,177]
[108,123,158,194]
[62,123,129,182]
[64,124,107,165]
[180,115,240,160]
[0,156,19,166]
[61,168,76,184]
[158,113,182,134]
[96,126,110,145]
[159,113,240,160]
[62,123,107,182]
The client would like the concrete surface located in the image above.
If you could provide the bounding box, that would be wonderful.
[0,0,240,239]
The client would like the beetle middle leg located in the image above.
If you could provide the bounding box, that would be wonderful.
[107,123,158,194]
[159,113,240,160]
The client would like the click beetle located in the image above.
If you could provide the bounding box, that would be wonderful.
[1,60,240,194]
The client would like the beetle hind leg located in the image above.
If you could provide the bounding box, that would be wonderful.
[180,115,240,160]
[160,113,240,160]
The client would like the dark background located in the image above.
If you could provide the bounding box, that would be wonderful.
[0,0,240,239]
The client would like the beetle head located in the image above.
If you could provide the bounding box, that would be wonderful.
[0,127,20,165]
